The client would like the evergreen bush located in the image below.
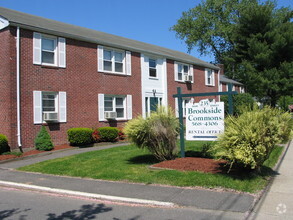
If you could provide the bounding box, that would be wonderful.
[125,106,179,161]
[67,128,94,146]
[0,134,10,154]
[35,126,54,151]
[221,93,255,116]
[213,107,293,172]
[98,127,119,142]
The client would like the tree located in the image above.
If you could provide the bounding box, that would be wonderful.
[172,0,293,106]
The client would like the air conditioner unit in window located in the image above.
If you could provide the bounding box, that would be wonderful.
[184,75,193,82]
[43,112,58,122]
[105,111,117,119]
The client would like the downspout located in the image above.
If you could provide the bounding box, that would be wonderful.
[16,26,22,152]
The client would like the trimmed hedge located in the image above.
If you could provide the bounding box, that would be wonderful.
[0,134,10,154]
[35,126,54,151]
[67,128,94,146]
[98,127,119,142]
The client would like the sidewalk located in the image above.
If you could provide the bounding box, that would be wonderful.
[248,140,293,220]
[0,142,276,219]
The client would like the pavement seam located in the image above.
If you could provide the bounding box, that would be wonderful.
[0,180,175,207]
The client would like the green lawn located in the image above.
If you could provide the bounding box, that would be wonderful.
[18,141,283,193]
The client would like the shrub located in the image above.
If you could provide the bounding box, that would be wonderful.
[98,127,119,142]
[35,126,54,151]
[221,93,255,116]
[67,128,94,146]
[92,129,101,142]
[213,107,293,172]
[0,134,10,154]
[118,127,127,140]
[124,106,179,161]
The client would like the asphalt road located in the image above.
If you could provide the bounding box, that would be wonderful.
[0,186,244,220]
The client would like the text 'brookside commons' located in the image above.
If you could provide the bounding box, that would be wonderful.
[186,99,224,141]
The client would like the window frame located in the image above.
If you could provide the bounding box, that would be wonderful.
[42,91,58,113]
[176,62,190,82]
[148,58,157,78]
[205,68,215,86]
[102,47,126,74]
[41,34,58,66]
[104,95,126,119]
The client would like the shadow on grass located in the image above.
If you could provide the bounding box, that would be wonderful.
[127,154,160,165]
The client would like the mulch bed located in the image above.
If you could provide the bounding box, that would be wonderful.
[0,144,72,161]
[152,157,228,174]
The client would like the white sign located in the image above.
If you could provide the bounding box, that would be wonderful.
[186,99,224,141]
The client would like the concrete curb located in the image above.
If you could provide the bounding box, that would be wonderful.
[0,180,175,207]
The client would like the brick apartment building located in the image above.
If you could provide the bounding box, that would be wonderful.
[0,7,237,150]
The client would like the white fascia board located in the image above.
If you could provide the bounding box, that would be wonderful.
[0,16,9,30]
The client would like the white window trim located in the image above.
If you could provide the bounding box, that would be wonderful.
[33,32,66,68]
[175,62,192,82]
[33,91,67,124]
[98,46,129,75]
[205,68,215,86]
[99,94,132,121]
[41,34,58,66]
[42,91,58,114]
[104,95,127,120]
[149,58,158,79]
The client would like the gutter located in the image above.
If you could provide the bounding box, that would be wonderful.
[16,26,22,152]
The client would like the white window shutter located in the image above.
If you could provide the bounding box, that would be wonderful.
[59,92,67,122]
[144,56,149,69]
[98,93,105,121]
[97,45,104,72]
[127,95,132,120]
[190,64,194,83]
[126,51,132,75]
[58,37,66,68]
[205,69,208,85]
[175,98,179,117]
[33,91,42,124]
[33,32,42,65]
[174,62,178,81]
[212,70,215,86]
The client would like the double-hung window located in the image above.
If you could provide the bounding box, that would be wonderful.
[175,62,193,83]
[175,98,192,117]
[33,91,67,124]
[98,94,132,121]
[41,36,57,65]
[205,68,215,86]
[33,32,66,67]
[98,46,132,75]
[149,58,157,78]
[104,96,125,118]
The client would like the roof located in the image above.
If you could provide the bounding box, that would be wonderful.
[220,75,243,86]
[0,7,219,70]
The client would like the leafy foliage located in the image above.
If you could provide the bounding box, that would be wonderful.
[67,128,94,146]
[221,93,255,115]
[0,134,10,154]
[97,127,119,142]
[213,107,293,171]
[172,0,293,106]
[124,106,179,161]
[35,126,54,151]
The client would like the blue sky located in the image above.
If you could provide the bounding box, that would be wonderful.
[1,0,292,63]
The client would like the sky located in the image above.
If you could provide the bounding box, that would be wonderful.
[1,0,292,63]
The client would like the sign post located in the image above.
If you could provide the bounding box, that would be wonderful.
[173,83,237,157]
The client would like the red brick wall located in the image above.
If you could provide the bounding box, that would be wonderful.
[17,29,141,149]
[167,59,219,109]
[3,27,220,149]
[0,27,17,148]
